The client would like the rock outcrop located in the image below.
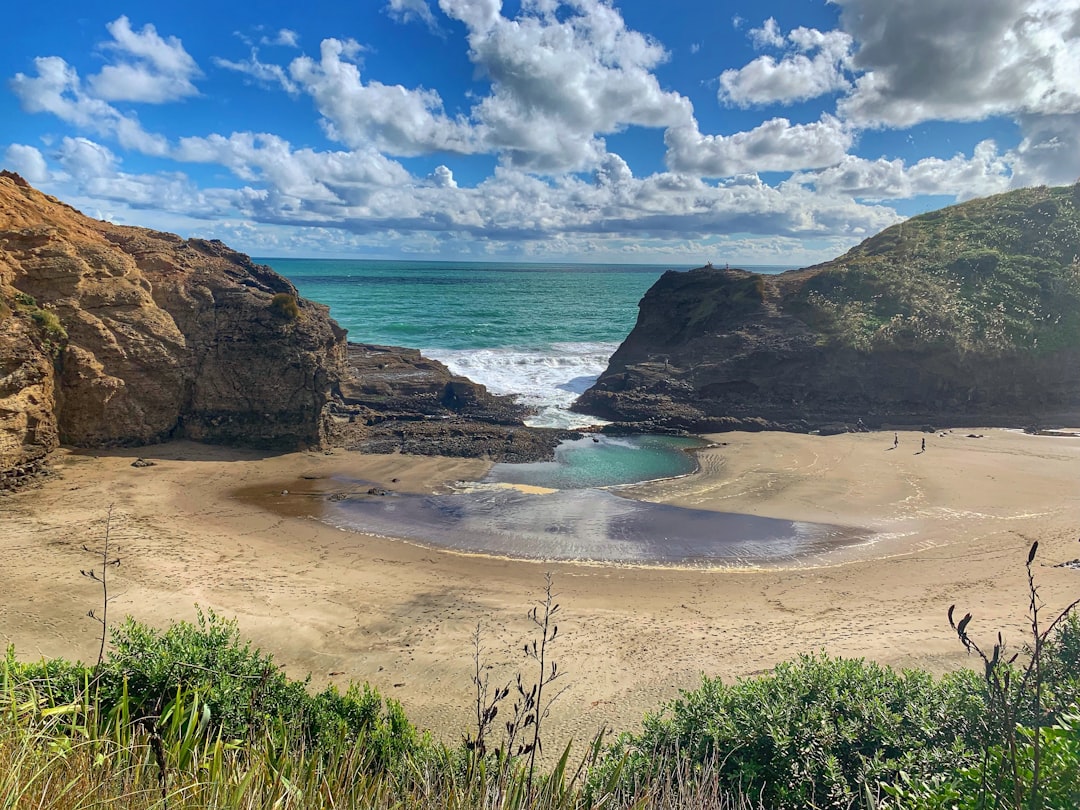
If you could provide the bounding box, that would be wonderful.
[575,184,1080,433]
[328,344,574,461]
[0,170,349,486]
[0,172,559,488]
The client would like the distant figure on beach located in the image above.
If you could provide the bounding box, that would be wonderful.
[921,437,926,452]
[893,433,898,448]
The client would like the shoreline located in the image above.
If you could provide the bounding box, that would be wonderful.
[3,429,1080,747]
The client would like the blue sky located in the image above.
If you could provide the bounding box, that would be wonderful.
[3,0,1078,264]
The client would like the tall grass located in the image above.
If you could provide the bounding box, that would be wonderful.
[1,661,762,809]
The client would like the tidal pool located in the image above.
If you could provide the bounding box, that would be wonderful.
[308,435,869,566]
[485,434,702,490]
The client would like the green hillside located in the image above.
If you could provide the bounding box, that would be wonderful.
[791,184,1080,354]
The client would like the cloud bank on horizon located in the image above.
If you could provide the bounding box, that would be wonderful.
[3,0,1079,263]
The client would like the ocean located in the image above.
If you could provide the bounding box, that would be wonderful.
[263,259,792,429]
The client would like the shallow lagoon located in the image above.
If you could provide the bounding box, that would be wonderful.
[318,436,868,566]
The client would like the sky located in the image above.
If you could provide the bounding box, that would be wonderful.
[2,0,1079,265]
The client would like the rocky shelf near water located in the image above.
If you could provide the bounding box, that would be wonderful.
[0,171,569,489]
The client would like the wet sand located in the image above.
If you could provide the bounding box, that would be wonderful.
[3,429,1079,748]
[240,476,868,566]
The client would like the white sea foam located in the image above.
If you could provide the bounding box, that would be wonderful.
[424,341,618,429]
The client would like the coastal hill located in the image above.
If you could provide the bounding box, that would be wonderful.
[0,172,554,488]
[575,183,1080,433]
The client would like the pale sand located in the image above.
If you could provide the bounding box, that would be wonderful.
[2,429,1079,749]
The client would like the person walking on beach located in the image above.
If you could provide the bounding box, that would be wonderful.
[893,433,898,449]
[921,437,926,452]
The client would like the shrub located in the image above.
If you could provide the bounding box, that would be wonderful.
[29,307,67,344]
[8,610,426,774]
[269,292,301,321]
[884,709,1080,810]
[591,653,987,810]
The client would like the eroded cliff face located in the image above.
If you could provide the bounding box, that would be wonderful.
[576,185,1080,433]
[0,171,348,486]
[1,173,568,488]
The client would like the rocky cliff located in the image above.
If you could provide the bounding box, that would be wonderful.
[575,183,1080,433]
[0,172,557,488]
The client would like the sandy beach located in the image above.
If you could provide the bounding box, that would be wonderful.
[3,429,1079,748]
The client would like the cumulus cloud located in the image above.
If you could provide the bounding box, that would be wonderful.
[720,20,852,107]
[444,0,692,171]
[88,16,200,103]
[289,38,474,156]
[427,165,457,188]
[174,131,412,204]
[10,56,168,155]
[666,115,853,176]
[794,140,1013,200]
[3,144,50,183]
[749,18,785,49]
[834,0,1080,127]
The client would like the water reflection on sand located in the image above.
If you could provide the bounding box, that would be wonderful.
[322,484,866,566]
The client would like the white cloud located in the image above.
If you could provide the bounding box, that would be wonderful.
[666,115,853,176]
[749,18,785,49]
[289,38,474,156]
[214,51,298,94]
[4,144,50,183]
[88,16,200,103]
[834,0,1080,128]
[386,0,439,30]
[444,0,692,171]
[261,29,299,47]
[438,0,501,31]
[720,22,852,107]
[174,132,412,203]
[427,165,457,188]
[10,56,169,155]
[57,136,120,179]
[1008,113,1080,187]
[795,140,1013,200]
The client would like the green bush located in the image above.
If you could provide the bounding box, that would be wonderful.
[269,292,301,321]
[591,653,987,810]
[884,709,1080,810]
[8,610,426,774]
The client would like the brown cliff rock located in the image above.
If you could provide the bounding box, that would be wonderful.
[0,171,347,486]
[0,173,565,487]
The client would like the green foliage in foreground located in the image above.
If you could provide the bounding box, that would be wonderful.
[4,605,1080,809]
[590,654,988,810]
[8,609,423,774]
[884,709,1080,810]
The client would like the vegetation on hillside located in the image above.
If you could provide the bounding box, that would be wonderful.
[788,184,1080,354]
[8,289,68,356]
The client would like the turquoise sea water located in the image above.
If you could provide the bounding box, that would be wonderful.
[263,258,792,428]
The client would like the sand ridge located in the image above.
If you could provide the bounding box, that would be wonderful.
[2,429,1079,747]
